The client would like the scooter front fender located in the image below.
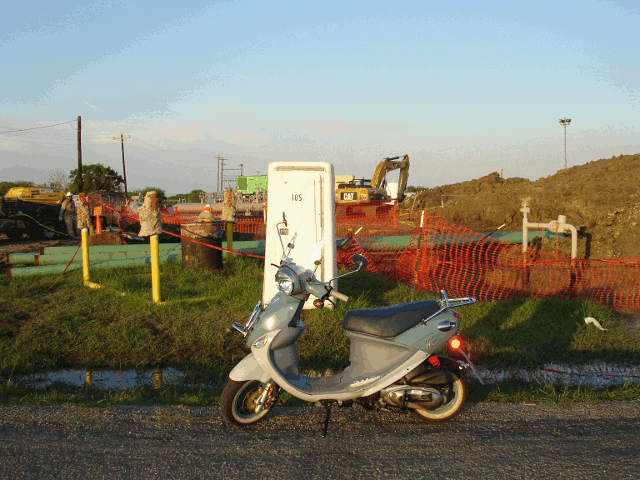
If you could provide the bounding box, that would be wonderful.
[229,353,272,383]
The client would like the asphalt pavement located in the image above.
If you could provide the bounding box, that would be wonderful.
[1,401,639,479]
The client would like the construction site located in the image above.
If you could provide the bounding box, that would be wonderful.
[1,152,639,312]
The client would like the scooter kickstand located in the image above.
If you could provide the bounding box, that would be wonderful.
[321,401,333,438]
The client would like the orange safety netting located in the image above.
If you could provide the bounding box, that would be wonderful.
[90,197,640,310]
[391,216,640,310]
[336,206,640,310]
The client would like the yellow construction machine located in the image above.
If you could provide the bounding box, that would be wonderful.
[1,187,66,240]
[335,154,410,204]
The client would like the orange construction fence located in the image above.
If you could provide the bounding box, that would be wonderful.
[90,197,640,310]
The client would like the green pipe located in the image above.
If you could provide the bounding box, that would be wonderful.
[28,231,562,266]
[222,240,265,257]
[8,254,182,277]
[8,253,39,265]
[40,244,181,255]
[11,231,564,275]
[42,251,179,265]
[10,251,173,265]
[357,235,413,249]
[12,241,265,266]
[490,230,564,243]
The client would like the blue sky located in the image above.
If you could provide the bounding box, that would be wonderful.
[1,0,638,194]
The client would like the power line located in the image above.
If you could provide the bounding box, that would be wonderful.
[131,138,163,150]
[0,120,77,134]
[0,124,74,133]
[0,132,77,141]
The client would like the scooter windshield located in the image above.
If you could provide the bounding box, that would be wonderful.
[280,217,323,271]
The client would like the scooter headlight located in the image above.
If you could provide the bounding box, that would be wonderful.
[275,267,300,295]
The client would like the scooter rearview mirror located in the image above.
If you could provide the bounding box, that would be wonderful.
[327,253,369,283]
[351,253,368,271]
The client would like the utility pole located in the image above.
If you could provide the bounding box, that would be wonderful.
[77,116,82,192]
[558,117,571,169]
[216,156,227,191]
[224,164,244,189]
[112,134,131,196]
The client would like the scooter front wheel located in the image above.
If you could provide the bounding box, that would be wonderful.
[411,370,468,423]
[220,379,277,427]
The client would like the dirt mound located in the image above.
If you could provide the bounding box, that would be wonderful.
[400,153,640,259]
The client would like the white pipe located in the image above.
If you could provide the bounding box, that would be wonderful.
[521,202,579,259]
[549,216,578,259]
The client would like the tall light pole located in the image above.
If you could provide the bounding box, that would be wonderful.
[559,117,571,169]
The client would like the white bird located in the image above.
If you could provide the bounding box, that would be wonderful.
[585,317,608,331]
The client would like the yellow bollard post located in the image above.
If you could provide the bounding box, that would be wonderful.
[150,235,161,304]
[81,228,90,283]
[81,228,100,289]
[226,222,234,264]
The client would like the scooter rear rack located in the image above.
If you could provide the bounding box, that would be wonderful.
[422,290,476,324]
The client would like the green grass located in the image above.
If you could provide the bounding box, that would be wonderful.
[1,256,639,405]
[468,380,640,406]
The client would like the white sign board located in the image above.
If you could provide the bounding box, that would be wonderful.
[263,162,337,308]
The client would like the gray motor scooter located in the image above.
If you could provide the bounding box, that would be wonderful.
[222,213,479,432]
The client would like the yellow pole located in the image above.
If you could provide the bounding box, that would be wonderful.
[81,228,90,283]
[150,235,161,304]
[81,228,100,289]
[226,222,234,264]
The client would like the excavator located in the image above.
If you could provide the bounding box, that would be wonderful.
[335,154,410,204]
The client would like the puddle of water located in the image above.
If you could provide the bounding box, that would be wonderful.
[6,363,639,391]
[17,368,186,390]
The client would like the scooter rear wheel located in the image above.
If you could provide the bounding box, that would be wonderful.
[411,370,468,423]
[220,379,276,427]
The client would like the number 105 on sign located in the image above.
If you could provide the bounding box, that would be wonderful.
[292,194,303,201]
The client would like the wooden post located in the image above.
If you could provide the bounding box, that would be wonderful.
[226,222,234,263]
[121,134,128,196]
[77,116,82,192]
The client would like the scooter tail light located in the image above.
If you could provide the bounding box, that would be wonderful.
[449,337,462,350]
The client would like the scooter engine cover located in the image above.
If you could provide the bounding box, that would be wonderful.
[342,300,440,338]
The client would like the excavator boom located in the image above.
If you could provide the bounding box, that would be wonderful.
[370,155,410,201]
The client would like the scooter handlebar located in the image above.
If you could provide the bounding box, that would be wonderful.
[329,290,349,302]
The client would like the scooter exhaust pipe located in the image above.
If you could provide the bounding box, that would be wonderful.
[382,386,444,410]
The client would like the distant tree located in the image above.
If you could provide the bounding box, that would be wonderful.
[406,186,427,193]
[166,189,205,205]
[48,170,70,191]
[0,180,35,197]
[130,187,167,207]
[188,189,204,202]
[68,164,124,194]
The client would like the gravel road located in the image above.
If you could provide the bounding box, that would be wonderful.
[1,401,639,479]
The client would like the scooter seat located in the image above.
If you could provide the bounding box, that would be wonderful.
[342,300,440,338]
